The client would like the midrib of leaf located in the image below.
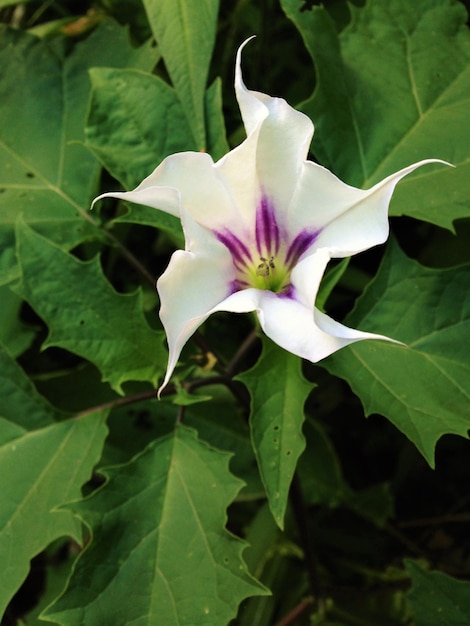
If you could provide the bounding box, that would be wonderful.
[144,441,181,625]
[173,453,216,566]
[147,434,212,624]
[56,70,68,190]
[404,32,423,118]
[362,62,469,187]
[0,139,96,226]
[350,344,470,415]
[408,318,470,348]
[271,377,302,483]
[0,422,75,534]
[415,351,470,400]
[154,566,179,624]
[346,87,368,182]
[348,348,430,446]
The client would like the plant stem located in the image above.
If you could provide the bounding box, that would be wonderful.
[273,596,313,626]
[290,474,324,612]
[103,229,156,290]
[225,327,259,377]
[75,387,167,419]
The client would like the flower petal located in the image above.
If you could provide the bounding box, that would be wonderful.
[289,159,449,257]
[157,212,236,392]
[94,151,247,232]
[235,38,314,214]
[92,182,180,217]
[271,250,400,361]
[234,37,269,136]
[216,286,393,366]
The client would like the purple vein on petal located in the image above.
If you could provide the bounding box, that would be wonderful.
[256,195,280,255]
[285,229,320,266]
[214,229,251,267]
[278,283,296,299]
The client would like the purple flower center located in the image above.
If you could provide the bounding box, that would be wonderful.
[214,194,320,294]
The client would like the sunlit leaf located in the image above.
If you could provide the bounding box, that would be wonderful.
[42,425,267,626]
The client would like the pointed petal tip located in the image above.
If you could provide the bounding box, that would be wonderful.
[235,36,256,89]
[156,367,174,399]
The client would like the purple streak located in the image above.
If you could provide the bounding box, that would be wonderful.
[214,229,251,268]
[255,196,280,255]
[285,229,320,266]
[277,283,296,299]
[228,278,249,294]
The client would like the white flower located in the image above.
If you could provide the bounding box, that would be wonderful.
[94,38,444,392]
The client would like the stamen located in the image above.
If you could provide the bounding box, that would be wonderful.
[256,256,275,277]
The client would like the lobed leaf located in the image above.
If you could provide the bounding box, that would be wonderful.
[0,411,108,618]
[0,342,61,429]
[13,220,166,393]
[322,241,470,466]
[0,21,159,285]
[281,0,470,230]
[142,0,220,149]
[86,67,195,192]
[237,337,312,528]
[43,425,267,626]
[405,559,470,625]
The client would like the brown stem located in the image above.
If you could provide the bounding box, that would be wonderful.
[75,387,173,419]
[383,522,423,556]
[273,597,314,626]
[103,229,156,289]
[398,512,470,528]
[225,327,259,377]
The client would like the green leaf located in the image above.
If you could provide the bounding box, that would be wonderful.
[185,386,263,500]
[0,21,159,285]
[43,425,267,626]
[0,342,59,429]
[14,220,166,393]
[316,258,350,312]
[322,240,470,466]
[0,411,108,618]
[113,203,184,243]
[237,337,312,528]
[205,77,230,161]
[142,0,219,149]
[405,559,470,625]
[281,0,470,230]
[86,67,196,191]
[0,0,35,7]
[0,286,35,357]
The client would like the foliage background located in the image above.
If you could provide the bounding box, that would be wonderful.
[1,0,470,624]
